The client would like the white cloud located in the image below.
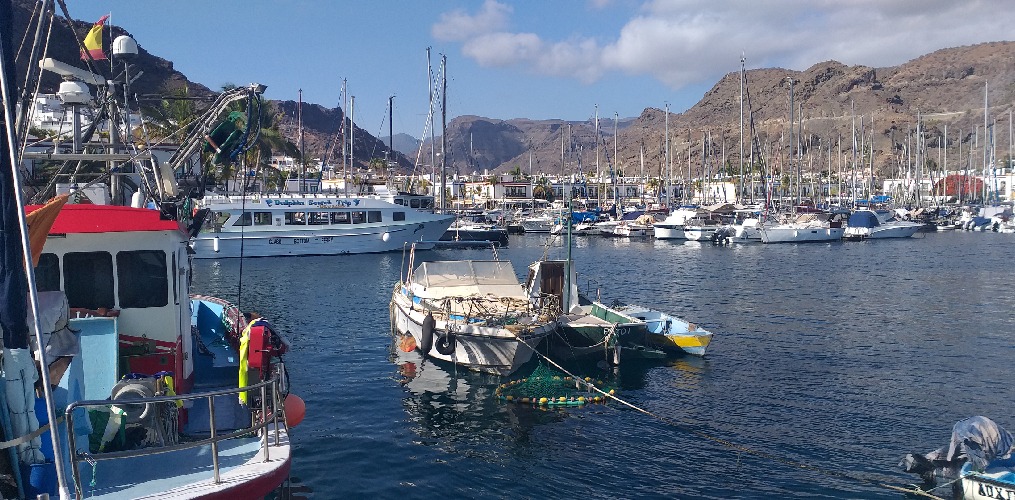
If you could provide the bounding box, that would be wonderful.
[431,0,512,42]
[435,0,1015,90]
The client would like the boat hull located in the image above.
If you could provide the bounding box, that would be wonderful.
[193,216,453,258]
[617,305,713,356]
[653,224,685,240]
[843,224,921,240]
[761,226,844,243]
[390,288,551,376]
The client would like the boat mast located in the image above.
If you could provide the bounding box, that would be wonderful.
[298,88,304,195]
[0,5,70,494]
[388,95,394,180]
[664,103,670,207]
[440,54,447,212]
[739,54,745,204]
[342,79,349,198]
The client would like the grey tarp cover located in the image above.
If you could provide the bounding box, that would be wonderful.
[901,416,1015,480]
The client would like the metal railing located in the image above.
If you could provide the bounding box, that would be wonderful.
[64,375,286,499]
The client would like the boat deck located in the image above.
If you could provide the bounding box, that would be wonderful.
[78,424,290,499]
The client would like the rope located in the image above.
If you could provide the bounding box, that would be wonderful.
[0,416,65,452]
[510,333,942,499]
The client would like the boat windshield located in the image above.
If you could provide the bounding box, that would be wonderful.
[412,260,524,300]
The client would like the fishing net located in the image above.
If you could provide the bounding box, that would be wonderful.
[495,363,617,407]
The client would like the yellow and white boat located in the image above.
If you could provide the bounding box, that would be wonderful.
[616,305,714,356]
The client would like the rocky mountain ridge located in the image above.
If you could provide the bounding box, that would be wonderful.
[15,0,1014,178]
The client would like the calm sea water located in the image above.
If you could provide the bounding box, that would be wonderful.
[192,230,1015,499]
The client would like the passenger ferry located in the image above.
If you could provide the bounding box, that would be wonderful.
[192,192,455,258]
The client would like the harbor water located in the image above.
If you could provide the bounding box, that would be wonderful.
[192,231,1015,498]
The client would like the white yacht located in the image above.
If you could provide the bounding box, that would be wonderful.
[653,206,701,240]
[192,193,454,258]
[843,209,922,240]
[760,213,845,243]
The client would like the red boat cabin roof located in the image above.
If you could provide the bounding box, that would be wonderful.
[26,204,184,234]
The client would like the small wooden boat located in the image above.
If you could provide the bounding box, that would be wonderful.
[615,304,713,356]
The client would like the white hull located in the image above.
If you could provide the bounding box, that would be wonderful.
[193,194,453,258]
[761,225,844,243]
[653,224,685,239]
[390,287,552,376]
[961,472,1015,500]
[684,226,718,241]
[844,224,921,239]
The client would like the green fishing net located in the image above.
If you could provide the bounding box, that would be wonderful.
[495,363,617,407]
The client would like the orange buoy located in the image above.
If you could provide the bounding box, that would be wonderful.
[399,335,417,352]
[284,394,306,427]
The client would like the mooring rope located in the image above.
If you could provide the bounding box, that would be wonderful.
[511,334,946,500]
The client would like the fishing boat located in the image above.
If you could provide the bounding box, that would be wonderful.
[614,305,714,356]
[191,191,454,258]
[390,249,556,376]
[527,260,649,363]
[0,8,302,495]
[843,209,922,240]
[22,203,298,499]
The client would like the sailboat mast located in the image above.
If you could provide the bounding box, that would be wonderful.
[342,79,349,197]
[299,88,304,195]
[739,55,745,203]
[664,103,670,207]
[440,54,447,212]
[388,95,394,177]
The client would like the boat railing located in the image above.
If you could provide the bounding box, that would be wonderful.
[64,374,286,498]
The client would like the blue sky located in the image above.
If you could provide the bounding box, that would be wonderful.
[67,1,1014,138]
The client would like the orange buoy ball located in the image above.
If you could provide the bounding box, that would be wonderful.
[284,394,306,427]
[398,335,416,352]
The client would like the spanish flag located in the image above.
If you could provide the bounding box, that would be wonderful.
[81,14,109,61]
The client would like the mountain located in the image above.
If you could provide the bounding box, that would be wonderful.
[381,133,424,157]
[14,0,1014,178]
[430,42,1015,178]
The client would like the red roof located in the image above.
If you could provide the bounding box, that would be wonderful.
[26,204,184,234]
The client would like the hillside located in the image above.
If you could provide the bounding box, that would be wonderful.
[431,41,1015,178]
[14,0,1015,178]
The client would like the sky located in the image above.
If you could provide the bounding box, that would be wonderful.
[67,0,1015,138]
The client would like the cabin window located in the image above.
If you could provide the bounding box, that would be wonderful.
[330,212,350,224]
[117,250,168,308]
[393,211,406,221]
[35,253,61,292]
[421,198,433,209]
[351,211,366,224]
[214,212,230,227]
[232,212,252,226]
[368,211,382,223]
[410,199,420,208]
[284,212,307,225]
[309,212,330,225]
[63,251,114,310]
[172,252,178,305]
[394,199,405,206]
[254,212,272,225]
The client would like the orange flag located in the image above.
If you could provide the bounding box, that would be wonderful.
[81,14,109,61]
[25,194,68,267]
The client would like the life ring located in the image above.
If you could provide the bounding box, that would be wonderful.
[420,312,436,354]
[435,331,456,356]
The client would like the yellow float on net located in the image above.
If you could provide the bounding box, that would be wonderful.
[538,397,548,405]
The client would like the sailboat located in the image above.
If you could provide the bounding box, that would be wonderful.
[1,6,298,497]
